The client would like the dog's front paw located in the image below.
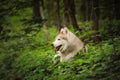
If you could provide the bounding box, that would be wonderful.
[53,54,60,63]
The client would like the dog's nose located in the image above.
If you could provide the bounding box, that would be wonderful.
[51,44,54,47]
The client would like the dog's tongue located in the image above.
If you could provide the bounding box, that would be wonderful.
[56,45,62,51]
[56,47,59,51]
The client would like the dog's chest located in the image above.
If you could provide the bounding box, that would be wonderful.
[60,51,74,61]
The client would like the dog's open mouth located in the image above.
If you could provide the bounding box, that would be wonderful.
[56,45,62,51]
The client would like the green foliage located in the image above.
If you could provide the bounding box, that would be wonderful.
[77,21,96,42]
[99,19,120,39]
[1,14,120,80]
[0,2,120,80]
[0,15,120,79]
[12,40,120,80]
[1,8,33,39]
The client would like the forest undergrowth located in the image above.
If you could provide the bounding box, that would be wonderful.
[0,27,120,80]
[0,8,120,80]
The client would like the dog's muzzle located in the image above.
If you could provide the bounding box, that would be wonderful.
[51,43,62,51]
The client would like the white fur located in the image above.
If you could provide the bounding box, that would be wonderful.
[52,27,86,62]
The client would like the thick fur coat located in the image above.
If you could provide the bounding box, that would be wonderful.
[52,27,87,62]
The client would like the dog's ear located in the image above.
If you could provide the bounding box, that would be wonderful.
[64,27,68,31]
[60,27,68,34]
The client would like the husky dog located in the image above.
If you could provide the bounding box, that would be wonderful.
[52,27,87,62]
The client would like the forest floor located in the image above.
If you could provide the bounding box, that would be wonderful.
[0,27,120,80]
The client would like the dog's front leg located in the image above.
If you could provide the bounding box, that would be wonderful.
[53,54,59,63]
[65,53,76,62]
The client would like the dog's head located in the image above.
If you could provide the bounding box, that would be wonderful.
[52,27,69,52]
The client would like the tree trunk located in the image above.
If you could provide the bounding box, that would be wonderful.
[91,0,99,43]
[103,0,114,19]
[32,0,40,21]
[80,0,92,21]
[39,0,49,41]
[80,0,86,21]
[67,0,81,32]
[92,0,99,30]
[63,0,70,27]
[86,0,92,21]
[114,0,120,20]
[56,0,62,30]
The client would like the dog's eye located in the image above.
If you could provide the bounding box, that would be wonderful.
[58,39,61,40]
